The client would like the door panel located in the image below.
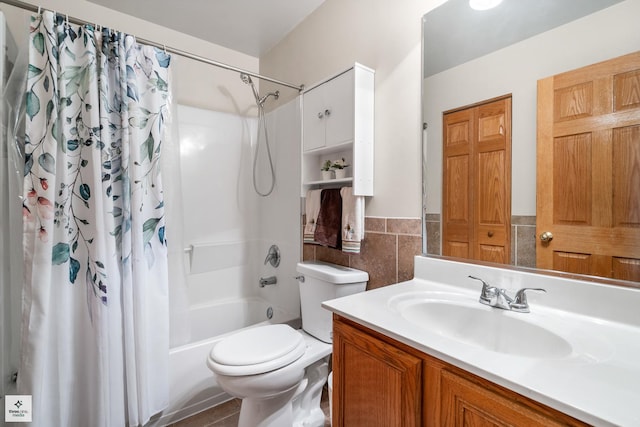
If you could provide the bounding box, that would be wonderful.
[477,245,506,264]
[537,51,640,281]
[443,109,473,259]
[613,125,640,227]
[553,133,592,225]
[613,257,640,281]
[614,69,640,112]
[475,99,511,264]
[477,150,507,225]
[444,153,471,259]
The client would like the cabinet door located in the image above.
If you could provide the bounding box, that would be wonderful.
[324,70,355,147]
[302,84,326,151]
[440,369,572,427]
[333,317,421,427]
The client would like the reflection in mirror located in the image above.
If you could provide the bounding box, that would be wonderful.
[422,0,640,285]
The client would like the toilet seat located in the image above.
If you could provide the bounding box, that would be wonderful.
[208,324,306,376]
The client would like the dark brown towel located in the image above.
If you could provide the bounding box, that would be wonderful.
[314,189,342,249]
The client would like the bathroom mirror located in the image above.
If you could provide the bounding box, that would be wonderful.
[421,0,640,285]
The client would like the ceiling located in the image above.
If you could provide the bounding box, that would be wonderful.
[87,0,326,57]
[423,0,624,77]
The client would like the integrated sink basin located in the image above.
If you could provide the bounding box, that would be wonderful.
[389,292,573,358]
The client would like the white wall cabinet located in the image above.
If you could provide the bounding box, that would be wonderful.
[301,63,374,196]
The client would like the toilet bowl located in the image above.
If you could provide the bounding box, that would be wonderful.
[207,261,368,427]
[208,326,332,427]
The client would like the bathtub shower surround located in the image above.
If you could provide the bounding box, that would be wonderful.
[20,11,172,426]
[160,100,302,423]
[176,102,301,311]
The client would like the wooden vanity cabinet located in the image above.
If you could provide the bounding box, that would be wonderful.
[332,315,589,427]
[332,315,422,426]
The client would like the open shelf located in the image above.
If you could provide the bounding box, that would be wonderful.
[304,177,353,186]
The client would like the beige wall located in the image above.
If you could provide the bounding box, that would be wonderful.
[261,0,447,218]
[4,0,449,218]
[2,0,261,115]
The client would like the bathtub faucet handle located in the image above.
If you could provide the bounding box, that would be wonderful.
[264,244,281,267]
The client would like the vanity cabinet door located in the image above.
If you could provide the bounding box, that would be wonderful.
[332,316,422,427]
[439,368,585,427]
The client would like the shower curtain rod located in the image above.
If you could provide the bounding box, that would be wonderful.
[0,0,305,92]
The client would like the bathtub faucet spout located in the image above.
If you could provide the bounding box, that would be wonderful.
[259,276,277,287]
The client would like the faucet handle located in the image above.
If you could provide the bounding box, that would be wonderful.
[264,244,281,267]
[468,275,495,304]
[510,288,546,313]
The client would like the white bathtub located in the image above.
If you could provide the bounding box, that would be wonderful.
[155,297,299,425]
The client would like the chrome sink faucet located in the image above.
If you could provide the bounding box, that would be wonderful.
[468,276,545,313]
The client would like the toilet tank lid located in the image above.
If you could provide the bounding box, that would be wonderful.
[296,261,368,284]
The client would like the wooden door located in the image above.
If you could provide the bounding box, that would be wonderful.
[332,316,422,427]
[537,51,640,281]
[442,96,512,264]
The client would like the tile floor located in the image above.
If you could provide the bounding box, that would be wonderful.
[170,385,331,427]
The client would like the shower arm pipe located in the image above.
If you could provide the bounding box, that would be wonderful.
[0,0,305,93]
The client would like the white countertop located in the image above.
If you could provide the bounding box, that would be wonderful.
[322,256,640,427]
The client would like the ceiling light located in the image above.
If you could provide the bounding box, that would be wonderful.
[469,0,503,11]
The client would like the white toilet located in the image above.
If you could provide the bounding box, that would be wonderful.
[207,261,368,427]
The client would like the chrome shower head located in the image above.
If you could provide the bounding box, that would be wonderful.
[240,73,262,105]
[240,73,279,107]
[240,73,253,85]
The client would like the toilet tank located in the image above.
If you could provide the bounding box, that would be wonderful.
[296,261,368,343]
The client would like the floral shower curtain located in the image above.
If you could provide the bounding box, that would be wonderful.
[20,11,171,426]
